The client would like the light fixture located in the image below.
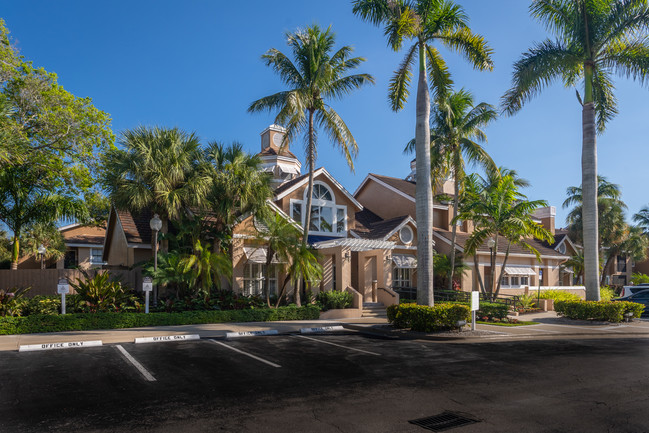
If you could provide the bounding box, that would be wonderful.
[487,237,495,249]
[149,214,162,232]
[37,244,46,270]
[343,251,351,261]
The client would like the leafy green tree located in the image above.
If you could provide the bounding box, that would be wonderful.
[101,126,209,251]
[502,0,649,301]
[0,163,88,269]
[458,169,554,300]
[22,222,66,267]
[280,244,323,308]
[561,251,586,285]
[249,24,373,306]
[601,225,648,284]
[202,142,272,253]
[353,0,493,305]
[255,211,304,307]
[406,89,497,291]
[633,205,649,235]
[433,253,468,290]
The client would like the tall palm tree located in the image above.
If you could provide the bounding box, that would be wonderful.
[101,126,209,252]
[561,250,586,285]
[633,205,649,235]
[459,170,554,300]
[406,89,497,291]
[202,142,272,253]
[602,225,648,284]
[353,0,493,305]
[502,0,649,301]
[248,24,374,305]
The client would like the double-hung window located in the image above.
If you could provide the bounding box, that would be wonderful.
[242,263,277,296]
[393,268,411,288]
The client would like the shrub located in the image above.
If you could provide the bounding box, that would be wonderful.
[631,273,649,285]
[0,287,31,317]
[538,290,581,302]
[518,294,537,309]
[386,303,470,332]
[555,300,645,323]
[477,302,509,320]
[316,290,353,311]
[69,271,140,313]
[0,305,321,335]
[600,286,616,301]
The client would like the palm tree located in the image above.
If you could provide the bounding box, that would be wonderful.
[0,164,88,269]
[502,0,649,301]
[254,211,304,307]
[202,142,272,253]
[353,0,493,305]
[22,222,66,267]
[458,170,554,300]
[603,225,648,283]
[633,206,649,235]
[406,89,497,291]
[101,126,209,252]
[279,244,323,308]
[248,24,374,305]
[561,251,585,285]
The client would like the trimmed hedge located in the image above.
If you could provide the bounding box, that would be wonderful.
[0,305,321,335]
[387,303,470,332]
[477,302,509,320]
[316,291,353,311]
[555,300,645,323]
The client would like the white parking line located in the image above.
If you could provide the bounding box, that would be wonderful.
[294,335,381,356]
[115,345,156,382]
[208,339,281,368]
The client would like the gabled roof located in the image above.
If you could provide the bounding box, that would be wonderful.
[258,146,298,160]
[352,209,416,241]
[61,225,106,246]
[117,208,154,244]
[433,228,567,258]
[355,173,416,202]
[274,167,363,210]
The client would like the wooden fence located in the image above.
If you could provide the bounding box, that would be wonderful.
[0,269,143,296]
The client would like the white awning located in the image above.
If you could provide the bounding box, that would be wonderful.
[243,247,283,264]
[504,266,537,276]
[392,254,417,269]
[277,162,300,175]
[313,238,395,252]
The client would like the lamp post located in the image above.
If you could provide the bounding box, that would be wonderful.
[150,214,162,304]
[37,244,46,270]
[487,237,495,296]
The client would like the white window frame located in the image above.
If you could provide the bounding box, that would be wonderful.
[289,181,347,237]
[393,268,412,288]
[90,248,104,265]
[242,263,277,297]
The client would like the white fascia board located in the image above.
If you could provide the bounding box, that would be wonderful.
[432,231,465,253]
[266,200,303,231]
[58,222,81,232]
[65,243,103,248]
[129,244,152,249]
[348,230,362,239]
[361,174,415,204]
[274,168,363,210]
[383,216,417,241]
[473,250,568,260]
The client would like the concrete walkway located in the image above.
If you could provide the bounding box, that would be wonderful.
[3,311,649,351]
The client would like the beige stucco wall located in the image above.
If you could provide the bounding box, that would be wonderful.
[106,218,129,268]
[355,181,416,220]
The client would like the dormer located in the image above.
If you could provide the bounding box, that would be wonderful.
[258,124,302,189]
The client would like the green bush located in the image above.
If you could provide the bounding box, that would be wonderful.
[631,272,649,285]
[600,286,616,301]
[0,305,321,335]
[70,271,140,313]
[518,294,537,309]
[555,300,645,323]
[316,290,353,311]
[538,289,581,302]
[477,302,509,320]
[386,303,470,332]
[0,287,31,317]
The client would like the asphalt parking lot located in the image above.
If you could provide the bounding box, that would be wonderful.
[2,329,649,433]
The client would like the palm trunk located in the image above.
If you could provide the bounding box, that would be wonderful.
[474,253,486,297]
[582,99,600,301]
[10,233,19,270]
[493,241,512,300]
[264,248,273,308]
[415,41,434,306]
[489,235,498,300]
[297,109,316,307]
[447,158,460,291]
[600,254,613,286]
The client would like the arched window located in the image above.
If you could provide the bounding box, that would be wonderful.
[290,181,347,236]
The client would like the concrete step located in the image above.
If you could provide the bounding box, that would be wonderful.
[363,302,385,308]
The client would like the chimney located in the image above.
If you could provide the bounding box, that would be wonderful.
[533,206,556,235]
[260,124,288,153]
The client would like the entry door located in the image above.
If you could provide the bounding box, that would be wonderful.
[364,256,377,302]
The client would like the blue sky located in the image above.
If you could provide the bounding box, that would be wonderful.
[3,0,648,226]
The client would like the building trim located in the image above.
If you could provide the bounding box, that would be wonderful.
[274,168,363,210]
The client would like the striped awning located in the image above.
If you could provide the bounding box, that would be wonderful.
[504,266,537,276]
[392,254,417,269]
[313,238,396,252]
[243,247,283,264]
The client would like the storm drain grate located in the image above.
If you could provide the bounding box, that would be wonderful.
[408,411,480,432]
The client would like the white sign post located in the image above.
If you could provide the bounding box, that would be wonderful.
[471,291,480,331]
[57,278,70,315]
[142,276,153,314]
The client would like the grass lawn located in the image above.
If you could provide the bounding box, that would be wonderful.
[476,321,540,327]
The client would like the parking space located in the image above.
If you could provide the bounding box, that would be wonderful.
[4,328,649,432]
